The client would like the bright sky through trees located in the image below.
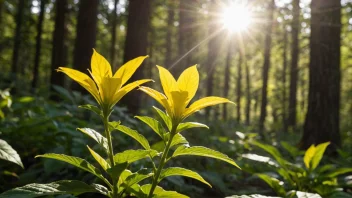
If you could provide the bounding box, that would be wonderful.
[221,3,252,32]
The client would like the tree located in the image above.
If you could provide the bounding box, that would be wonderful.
[11,0,25,85]
[301,0,341,150]
[72,0,99,91]
[223,39,233,120]
[31,0,47,90]
[122,0,151,114]
[164,1,175,68]
[110,0,119,69]
[236,48,243,123]
[282,25,288,131]
[50,0,68,100]
[245,55,251,126]
[259,0,275,135]
[287,0,300,129]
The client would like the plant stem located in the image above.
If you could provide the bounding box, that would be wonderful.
[103,113,118,198]
[148,125,177,198]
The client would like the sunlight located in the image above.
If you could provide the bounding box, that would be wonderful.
[221,3,252,32]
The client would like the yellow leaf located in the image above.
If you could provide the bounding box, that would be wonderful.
[177,65,199,106]
[57,67,100,103]
[183,97,234,119]
[113,56,148,86]
[112,79,152,106]
[91,49,113,85]
[87,146,110,170]
[156,66,178,106]
[100,77,122,106]
[303,144,316,169]
[139,86,171,115]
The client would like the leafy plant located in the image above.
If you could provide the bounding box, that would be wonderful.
[0,50,240,198]
[243,141,352,197]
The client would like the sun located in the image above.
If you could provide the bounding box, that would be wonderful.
[221,3,252,32]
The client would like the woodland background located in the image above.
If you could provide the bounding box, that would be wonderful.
[0,0,351,197]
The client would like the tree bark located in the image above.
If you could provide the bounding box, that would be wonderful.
[122,0,151,114]
[72,0,99,91]
[205,0,221,118]
[11,0,25,84]
[236,50,243,123]
[223,40,233,120]
[110,0,119,70]
[282,26,288,131]
[245,56,251,126]
[259,0,275,135]
[50,0,68,100]
[301,0,341,150]
[31,0,47,91]
[287,0,300,129]
[164,1,175,68]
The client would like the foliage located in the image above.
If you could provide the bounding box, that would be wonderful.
[242,141,352,197]
[0,52,239,198]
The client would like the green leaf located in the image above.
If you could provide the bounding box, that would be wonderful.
[87,146,110,170]
[78,104,102,117]
[153,106,172,131]
[159,167,211,187]
[324,167,352,178]
[135,116,167,139]
[114,149,158,164]
[172,146,240,169]
[0,180,99,198]
[36,154,107,183]
[170,134,188,148]
[107,162,128,181]
[0,139,24,168]
[118,170,133,187]
[256,174,286,197]
[176,122,208,133]
[77,128,108,151]
[280,141,302,158]
[140,184,189,198]
[120,169,153,190]
[252,141,288,167]
[151,141,165,152]
[304,142,330,170]
[226,195,280,198]
[111,124,150,150]
[91,184,109,196]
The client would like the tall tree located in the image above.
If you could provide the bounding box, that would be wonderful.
[72,0,99,91]
[11,0,25,84]
[205,0,221,117]
[245,55,251,126]
[236,49,243,123]
[259,0,275,135]
[223,39,233,120]
[110,0,119,69]
[122,0,151,114]
[282,26,288,131]
[31,0,47,90]
[50,0,68,99]
[301,0,341,150]
[287,0,300,129]
[164,1,175,68]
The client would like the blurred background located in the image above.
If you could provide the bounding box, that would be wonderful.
[0,0,351,197]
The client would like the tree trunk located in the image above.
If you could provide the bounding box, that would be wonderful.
[50,0,68,100]
[11,0,25,85]
[245,56,251,126]
[301,0,341,151]
[223,40,233,120]
[31,0,46,91]
[259,0,275,135]
[164,1,175,68]
[72,0,98,91]
[205,0,221,118]
[282,26,288,131]
[236,50,243,123]
[122,0,150,114]
[110,0,119,70]
[287,0,300,129]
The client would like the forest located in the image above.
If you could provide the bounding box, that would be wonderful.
[0,0,351,197]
